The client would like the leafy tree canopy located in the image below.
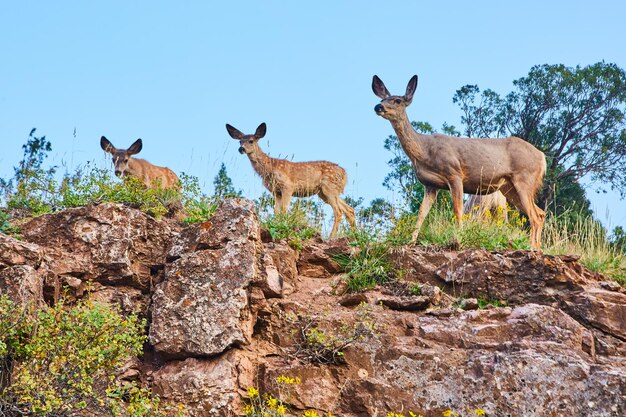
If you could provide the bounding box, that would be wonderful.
[453,62,626,209]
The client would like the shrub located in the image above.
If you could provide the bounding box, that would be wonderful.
[0,295,177,417]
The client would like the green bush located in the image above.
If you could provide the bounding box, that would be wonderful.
[0,295,178,417]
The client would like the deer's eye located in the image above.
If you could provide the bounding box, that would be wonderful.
[394,99,402,104]
[248,140,254,144]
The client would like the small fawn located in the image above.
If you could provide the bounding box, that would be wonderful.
[226,122,356,238]
[100,137,180,189]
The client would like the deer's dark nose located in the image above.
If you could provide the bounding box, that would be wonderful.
[375,104,384,113]
[114,170,122,177]
[238,147,245,154]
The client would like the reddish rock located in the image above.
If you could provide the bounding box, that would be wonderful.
[150,199,262,358]
[167,198,260,260]
[20,203,178,291]
[297,237,352,278]
[0,233,42,268]
[152,351,255,417]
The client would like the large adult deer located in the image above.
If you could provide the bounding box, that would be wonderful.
[372,75,546,249]
[226,122,356,239]
[100,137,180,189]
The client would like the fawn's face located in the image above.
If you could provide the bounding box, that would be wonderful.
[372,75,418,121]
[100,137,143,177]
[226,123,267,156]
[237,135,260,155]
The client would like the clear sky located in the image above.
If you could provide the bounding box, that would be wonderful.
[1,1,625,229]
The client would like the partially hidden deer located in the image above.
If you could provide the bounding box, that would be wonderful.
[100,136,180,189]
[226,122,356,239]
[464,191,508,222]
[372,75,546,249]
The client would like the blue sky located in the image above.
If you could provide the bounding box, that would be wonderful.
[1,1,625,229]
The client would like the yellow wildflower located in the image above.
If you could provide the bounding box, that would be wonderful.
[303,411,319,417]
[266,395,278,409]
[277,405,287,415]
[246,387,259,398]
[244,404,254,415]
[474,410,486,416]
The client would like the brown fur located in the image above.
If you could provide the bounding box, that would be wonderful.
[373,75,546,249]
[100,136,180,189]
[226,123,356,238]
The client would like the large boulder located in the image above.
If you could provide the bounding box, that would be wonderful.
[149,199,262,358]
[260,303,624,417]
[20,203,178,291]
[0,233,44,306]
[151,350,255,417]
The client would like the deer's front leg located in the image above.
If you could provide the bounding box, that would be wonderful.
[412,186,438,242]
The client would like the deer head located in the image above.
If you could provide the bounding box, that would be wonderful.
[372,75,418,121]
[225,123,267,155]
[100,136,143,178]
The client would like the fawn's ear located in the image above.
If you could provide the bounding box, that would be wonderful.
[127,139,143,155]
[226,124,245,140]
[100,136,116,154]
[372,75,391,99]
[255,122,267,139]
[404,75,418,103]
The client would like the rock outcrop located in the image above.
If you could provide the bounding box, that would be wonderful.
[1,200,625,417]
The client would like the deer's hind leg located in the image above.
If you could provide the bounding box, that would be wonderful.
[502,183,545,250]
[339,199,356,228]
[319,188,344,239]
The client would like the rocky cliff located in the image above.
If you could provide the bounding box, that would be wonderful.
[1,199,625,417]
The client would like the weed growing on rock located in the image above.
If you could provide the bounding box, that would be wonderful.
[334,228,393,292]
[258,195,321,250]
[290,303,377,364]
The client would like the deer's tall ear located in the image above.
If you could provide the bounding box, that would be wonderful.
[255,123,267,139]
[127,139,143,155]
[372,75,391,99]
[100,136,116,154]
[226,124,245,140]
[405,75,418,103]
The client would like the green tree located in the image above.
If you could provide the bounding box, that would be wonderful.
[0,128,56,211]
[212,163,241,199]
[452,62,626,210]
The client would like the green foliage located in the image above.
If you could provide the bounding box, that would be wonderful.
[611,226,626,254]
[258,195,322,249]
[212,163,242,199]
[0,129,56,215]
[179,172,219,225]
[58,166,179,218]
[453,62,626,208]
[476,297,507,309]
[0,210,20,237]
[334,229,392,292]
[290,303,377,364]
[0,295,176,417]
